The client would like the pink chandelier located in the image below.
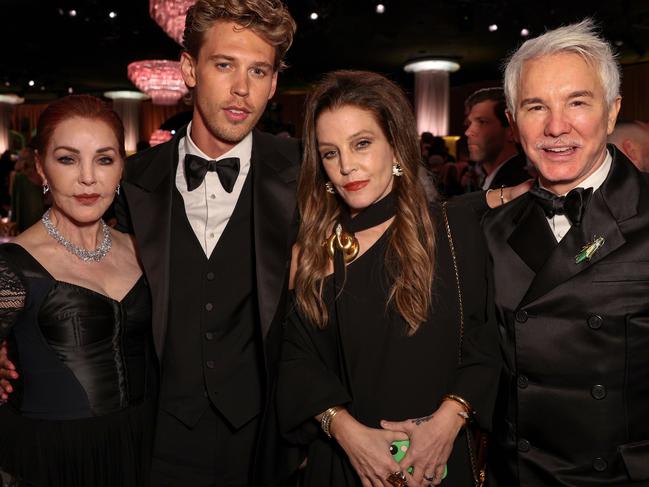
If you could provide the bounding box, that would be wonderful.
[127,60,188,106]
[149,0,196,45]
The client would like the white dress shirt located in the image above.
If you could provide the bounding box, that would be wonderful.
[175,122,253,257]
[541,151,612,242]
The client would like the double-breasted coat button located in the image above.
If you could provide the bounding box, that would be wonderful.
[206,272,215,281]
[515,310,528,323]
[517,375,529,389]
[587,315,603,330]
[205,332,214,341]
[206,360,215,369]
[591,385,607,400]
[592,457,608,471]
[517,439,531,452]
[205,302,213,311]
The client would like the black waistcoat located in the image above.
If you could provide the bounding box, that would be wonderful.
[161,172,264,430]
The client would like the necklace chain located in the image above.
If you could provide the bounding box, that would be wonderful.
[41,208,112,262]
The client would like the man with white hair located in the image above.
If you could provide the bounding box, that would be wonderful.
[608,120,649,172]
[483,19,649,486]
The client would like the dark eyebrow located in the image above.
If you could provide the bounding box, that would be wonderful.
[96,147,116,153]
[53,146,79,153]
[207,54,235,62]
[347,130,374,140]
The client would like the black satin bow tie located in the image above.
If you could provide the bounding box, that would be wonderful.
[529,185,593,227]
[184,154,240,192]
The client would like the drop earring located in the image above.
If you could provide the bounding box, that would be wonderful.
[392,162,403,177]
[116,184,120,195]
[43,183,50,194]
[325,181,335,194]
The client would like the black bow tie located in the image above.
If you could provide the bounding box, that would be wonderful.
[184,154,240,192]
[529,185,593,227]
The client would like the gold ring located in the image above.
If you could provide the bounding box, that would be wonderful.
[386,471,408,487]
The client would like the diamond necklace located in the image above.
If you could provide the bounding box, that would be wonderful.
[41,208,112,262]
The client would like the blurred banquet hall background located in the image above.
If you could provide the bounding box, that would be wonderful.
[1,0,648,237]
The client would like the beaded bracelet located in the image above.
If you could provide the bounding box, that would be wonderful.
[320,406,341,438]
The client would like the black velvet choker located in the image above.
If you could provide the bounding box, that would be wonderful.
[325,192,397,264]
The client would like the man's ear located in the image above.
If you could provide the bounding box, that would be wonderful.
[180,51,197,89]
[506,111,520,143]
[621,139,638,163]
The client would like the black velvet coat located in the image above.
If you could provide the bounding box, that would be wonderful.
[483,146,649,486]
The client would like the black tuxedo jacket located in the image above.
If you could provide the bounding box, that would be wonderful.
[483,146,649,486]
[486,152,531,190]
[116,126,299,358]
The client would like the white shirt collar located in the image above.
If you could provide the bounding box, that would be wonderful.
[183,121,253,164]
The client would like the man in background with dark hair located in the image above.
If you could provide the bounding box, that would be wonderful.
[464,87,530,190]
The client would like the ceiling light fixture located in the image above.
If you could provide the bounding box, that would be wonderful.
[69,9,77,17]
[109,11,117,19]
[127,60,188,105]
[376,4,385,14]
[404,58,460,73]
[0,94,25,105]
[28,80,35,87]
[488,24,498,32]
[149,0,195,45]
[310,12,319,20]
[104,90,150,101]
[520,28,530,37]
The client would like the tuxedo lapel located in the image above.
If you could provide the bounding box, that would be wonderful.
[507,196,558,274]
[122,127,184,357]
[520,146,637,307]
[251,130,299,339]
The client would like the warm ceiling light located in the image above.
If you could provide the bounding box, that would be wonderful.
[310,12,319,20]
[149,0,196,45]
[520,28,530,37]
[109,11,117,19]
[376,4,385,14]
[104,90,150,101]
[28,80,35,87]
[127,60,188,105]
[0,94,25,105]
[69,9,77,17]
[404,59,460,73]
[68,87,74,94]
[488,24,498,32]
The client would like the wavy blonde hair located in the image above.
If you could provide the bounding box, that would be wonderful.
[295,70,438,335]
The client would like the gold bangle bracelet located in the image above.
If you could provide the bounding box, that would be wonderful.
[441,394,474,416]
[499,185,505,206]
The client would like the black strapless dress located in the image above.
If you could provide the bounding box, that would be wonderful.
[0,243,157,487]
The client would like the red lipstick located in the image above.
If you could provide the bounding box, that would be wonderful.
[343,180,369,192]
[74,193,100,205]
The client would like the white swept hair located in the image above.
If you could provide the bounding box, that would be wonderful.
[503,19,620,120]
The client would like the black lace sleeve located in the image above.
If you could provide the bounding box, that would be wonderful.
[0,254,26,340]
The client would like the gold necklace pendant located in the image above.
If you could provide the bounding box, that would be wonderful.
[325,223,359,263]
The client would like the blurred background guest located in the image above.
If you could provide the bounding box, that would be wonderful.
[463,87,530,191]
[608,120,649,171]
[9,148,43,233]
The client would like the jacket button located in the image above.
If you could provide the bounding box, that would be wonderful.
[205,302,213,311]
[515,310,528,323]
[591,385,607,400]
[206,360,215,369]
[205,332,214,341]
[517,375,529,389]
[206,272,215,281]
[592,457,607,471]
[587,315,603,330]
[517,439,530,452]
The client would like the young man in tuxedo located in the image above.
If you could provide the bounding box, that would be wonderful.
[464,87,530,190]
[484,19,649,486]
[116,1,298,485]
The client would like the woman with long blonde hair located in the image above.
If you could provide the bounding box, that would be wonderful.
[277,70,501,487]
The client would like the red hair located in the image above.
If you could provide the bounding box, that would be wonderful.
[35,95,126,159]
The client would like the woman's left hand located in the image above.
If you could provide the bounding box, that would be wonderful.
[380,400,466,486]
